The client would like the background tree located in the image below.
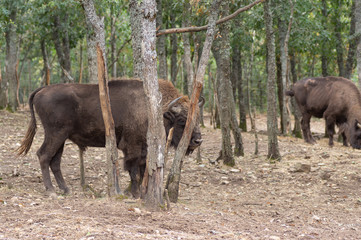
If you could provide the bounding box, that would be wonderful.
[264,0,281,160]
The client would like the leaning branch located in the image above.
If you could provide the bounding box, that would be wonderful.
[156,0,266,36]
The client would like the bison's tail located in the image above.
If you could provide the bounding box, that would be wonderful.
[17,87,43,156]
[285,89,294,97]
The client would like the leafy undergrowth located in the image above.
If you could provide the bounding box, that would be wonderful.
[1,109,361,239]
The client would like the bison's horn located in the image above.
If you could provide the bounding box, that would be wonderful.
[357,121,361,129]
[167,97,182,111]
[198,96,205,108]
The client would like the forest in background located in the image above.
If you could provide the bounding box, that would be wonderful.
[0,0,359,111]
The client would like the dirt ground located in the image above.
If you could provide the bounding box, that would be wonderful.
[1,109,361,240]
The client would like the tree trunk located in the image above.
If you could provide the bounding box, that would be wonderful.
[170,11,178,84]
[289,52,302,138]
[321,0,329,77]
[334,0,345,77]
[85,17,98,83]
[156,0,167,80]
[166,0,221,203]
[82,0,121,197]
[1,7,18,111]
[129,0,144,78]
[279,0,293,135]
[345,2,358,79]
[182,1,194,96]
[232,45,247,132]
[79,40,84,83]
[110,5,118,79]
[212,0,235,166]
[264,0,281,161]
[140,0,166,209]
[51,14,72,83]
[356,0,361,88]
[41,39,51,86]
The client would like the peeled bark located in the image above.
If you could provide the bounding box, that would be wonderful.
[82,0,120,196]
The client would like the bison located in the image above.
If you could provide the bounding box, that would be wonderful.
[286,76,361,149]
[17,79,203,197]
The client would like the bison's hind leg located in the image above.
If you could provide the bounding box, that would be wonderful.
[50,143,70,194]
[301,114,316,144]
[37,135,68,195]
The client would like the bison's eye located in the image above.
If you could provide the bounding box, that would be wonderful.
[178,119,186,126]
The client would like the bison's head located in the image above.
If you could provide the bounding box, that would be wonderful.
[163,96,204,155]
[349,120,361,149]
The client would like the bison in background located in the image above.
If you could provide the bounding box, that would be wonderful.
[286,76,361,149]
[17,79,204,198]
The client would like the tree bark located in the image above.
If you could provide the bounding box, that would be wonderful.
[345,2,358,79]
[82,0,121,197]
[334,0,345,77]
[166,0,221,203]
[279,0,293,135]
[41,39,51,86]
[51,14,72,83]
[232,44,247,132]
[129,0,144,78]
[170,11,178,84]
[356,0,361,88]
[264,0,281,161]
[182,1,194,96]
[156,0,167,79]
[289,51,302,138]
[1,6,18,111]
[140,0,166,209]
[321,0,329,77]
[212,0,235,166]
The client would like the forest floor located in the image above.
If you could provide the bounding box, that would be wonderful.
[1,109,361,240]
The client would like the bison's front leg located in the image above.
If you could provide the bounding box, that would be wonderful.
[125,158,142,198]
[324,113,336,147]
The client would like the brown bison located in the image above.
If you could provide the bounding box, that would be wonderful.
[17,79,203,197]
[286,76,361,148]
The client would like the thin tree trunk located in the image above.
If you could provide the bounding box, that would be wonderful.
[79,40,84,83]
[110,5,118,79]
[182,1,194,96]
[129,0,144,78]
[1,7,18,111]
[356,0,361,88]
[321,0,329,77]
[279,0,293,135]
[156,0,167,80]
[208,65,214,126]
[166,0,221,203]
[170,11,178,84]
[41,39,51,86]
[264,0,281,161]
[232,44,247,132]
[82,0,121,197]
[290,51,302,138]
[334,0,345,77]
[345,2,358,79]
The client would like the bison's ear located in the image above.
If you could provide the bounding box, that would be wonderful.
[356,120,361,129]
[163,112,175,124]
[198,96,205,108]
